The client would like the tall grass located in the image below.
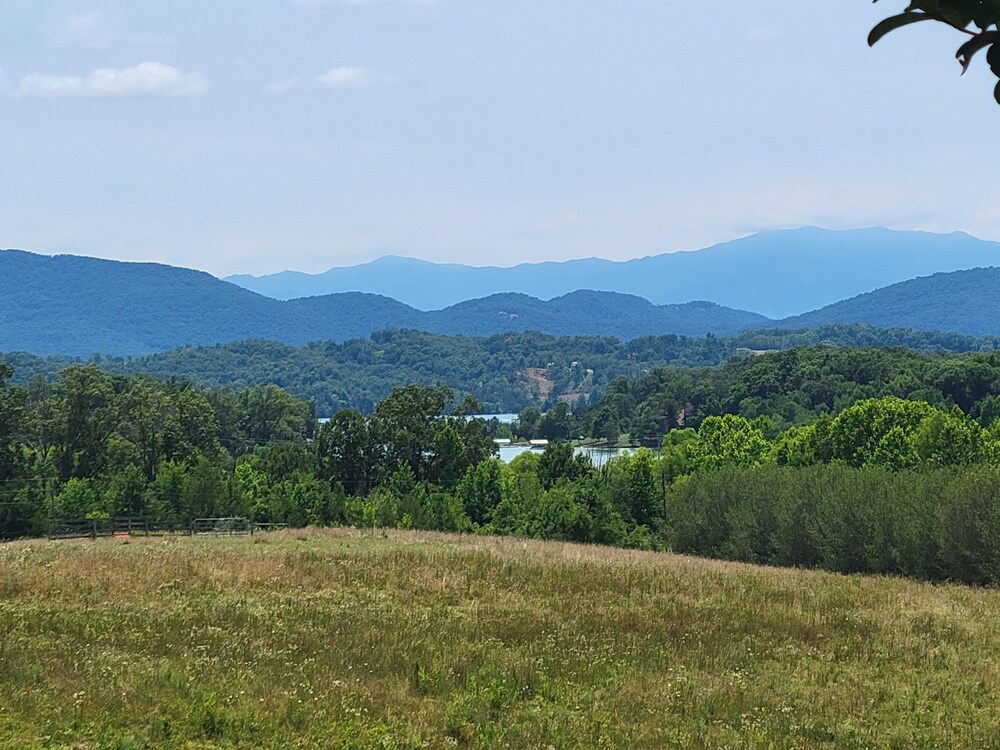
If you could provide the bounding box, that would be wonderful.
[1,529,999,748]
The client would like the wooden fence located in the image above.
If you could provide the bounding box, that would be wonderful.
[47,517,256,540]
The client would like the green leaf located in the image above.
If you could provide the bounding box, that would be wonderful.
[903,1,941,16]
[972,5,1000,30]
[868,12,935,47]
[988,42,1000,76]
[955,34,998,74]
[937,7,972,30]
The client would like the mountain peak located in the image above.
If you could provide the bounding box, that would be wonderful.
[223,228,1000,317]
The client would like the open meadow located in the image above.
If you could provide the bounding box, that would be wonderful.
[2,529,1000,749]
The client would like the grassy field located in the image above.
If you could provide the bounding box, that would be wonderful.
[2,530,1000,749]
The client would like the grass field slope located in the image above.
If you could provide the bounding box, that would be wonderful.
[2,530,998,749]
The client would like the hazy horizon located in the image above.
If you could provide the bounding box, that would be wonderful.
[4,225,989,280]
[225,225,992,280]
[3,3,1000,276]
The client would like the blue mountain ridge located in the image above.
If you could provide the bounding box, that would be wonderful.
[6,227,1000,357]
[0,250,768,357]
[225,227,1000,318]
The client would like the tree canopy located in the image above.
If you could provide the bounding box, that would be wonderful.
[871,1,1000,103]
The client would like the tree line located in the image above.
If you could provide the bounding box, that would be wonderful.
[8,353,1000,584]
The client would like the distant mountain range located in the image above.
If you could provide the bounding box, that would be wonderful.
[5,226,1000,357]
[225,227,1000,318]
[0,250,767,357]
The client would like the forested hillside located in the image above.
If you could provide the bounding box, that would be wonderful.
[574,345,1000,442]
[0,250,767,356]
[0,250,411,355]
[413,291,769,338]
[781,267,1000,335]
[7,325,1000,416]
[2,331,732,414]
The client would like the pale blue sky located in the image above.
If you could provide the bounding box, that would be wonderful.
[2,2,999,275]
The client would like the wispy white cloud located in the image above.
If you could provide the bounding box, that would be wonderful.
[315,66,395,89]
[16,62,209,98]
[263,67,396,94]
[263,76,303,95]
[48,11,162,51]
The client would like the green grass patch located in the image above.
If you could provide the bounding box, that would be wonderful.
[1,529,999,748]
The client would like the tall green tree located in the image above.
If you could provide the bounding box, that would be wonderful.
[537,441,593,489]
[514,406,541,440]
[316,409,374,495]
[16,377,61,486]
[456,458,505,526]
[0,362,20,480]
[0,362,32,537]
[368,384,452,480]
[623,448,661,529]
[238,384,314,446]
[538,402,572,442]
[829,396,936,469]
[690,415,773,471]
[57,366,121,481]
[912,407,984,466]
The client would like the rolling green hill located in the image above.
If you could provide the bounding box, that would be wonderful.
[780,267,1000,336]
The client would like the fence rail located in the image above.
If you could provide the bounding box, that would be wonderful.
[47,517,254,540]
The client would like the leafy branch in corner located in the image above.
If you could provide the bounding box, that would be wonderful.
[870,1,1000,103]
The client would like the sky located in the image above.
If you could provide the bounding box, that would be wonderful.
[2,2,1000,277]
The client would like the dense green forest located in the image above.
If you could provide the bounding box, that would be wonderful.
[7,345,1000,585]
[6,324,1000,416]
[573,344,1000,444]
